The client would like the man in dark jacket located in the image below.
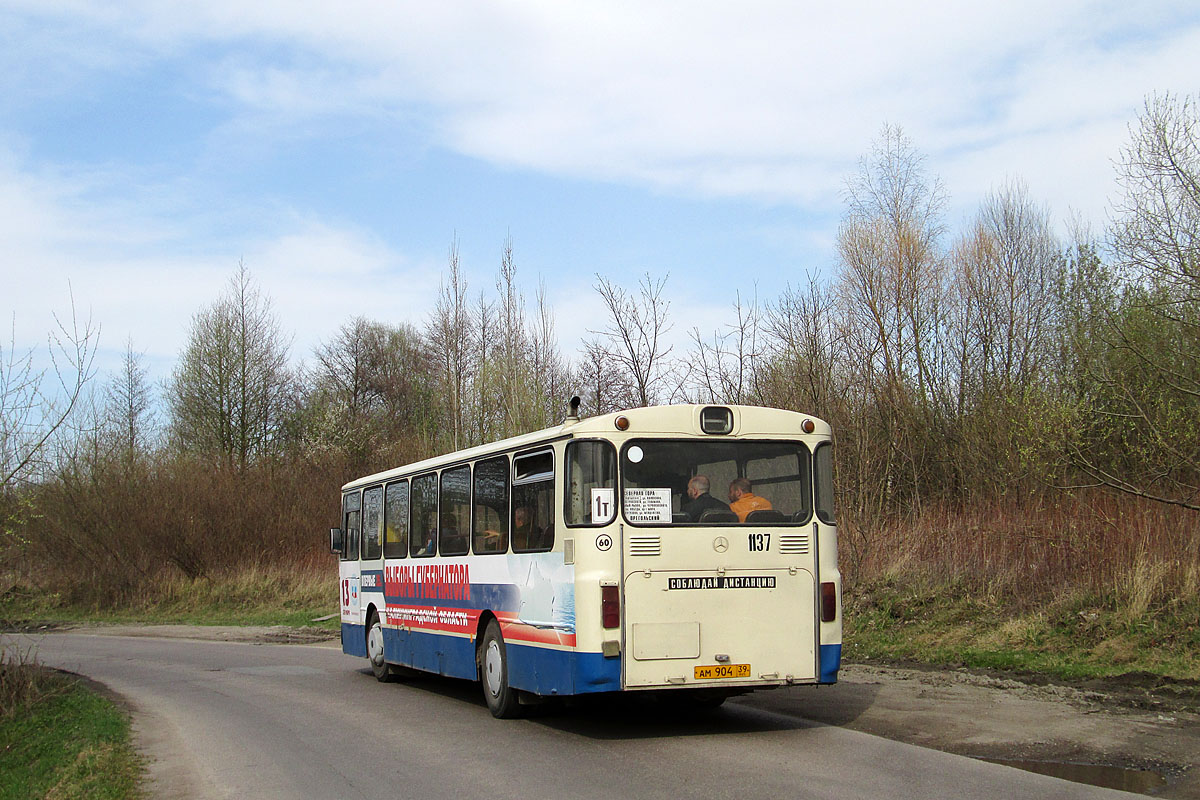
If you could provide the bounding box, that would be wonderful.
[682,475,731,521]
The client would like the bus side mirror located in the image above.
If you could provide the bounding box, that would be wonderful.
[329,527,344,554]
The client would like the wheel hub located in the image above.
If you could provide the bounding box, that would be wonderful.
[485,640,502,696]
[368,623,385,666]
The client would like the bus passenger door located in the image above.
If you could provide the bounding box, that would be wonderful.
[339,491,364,655]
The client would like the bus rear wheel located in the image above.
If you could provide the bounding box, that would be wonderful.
[479,620,522,718]
[367,611,391,682]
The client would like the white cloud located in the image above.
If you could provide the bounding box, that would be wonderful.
[0,146,435,381]
[4,0,1200,388]
[9,1,1197,221]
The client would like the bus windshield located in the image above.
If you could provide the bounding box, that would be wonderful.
[621,439,812,525]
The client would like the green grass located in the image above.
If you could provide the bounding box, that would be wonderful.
[0,669,143,800]
[844,577,1200,683]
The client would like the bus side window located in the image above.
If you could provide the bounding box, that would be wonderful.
[473,456,509,554]
[384,480,409,558]
[439,466,471,557]
[513,450,554,552]
[342,490,361,561]
[410,473,438,558]
[362,486,383,560]
[565,440,616,526]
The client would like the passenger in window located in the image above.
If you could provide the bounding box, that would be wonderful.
[513,505,534,550]
[682,475,731,522]
[514,504,553,551]
[728,477,772,522]
[416,512,437,555]
[441,511,467,554]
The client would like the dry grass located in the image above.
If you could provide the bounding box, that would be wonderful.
[0,642,67,720]
[844,491,1200,607]
[2,561,336,628]
[843,491,1200,679]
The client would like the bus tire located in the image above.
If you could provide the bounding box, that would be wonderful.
[479,620,522,718]
[367,611,391,682]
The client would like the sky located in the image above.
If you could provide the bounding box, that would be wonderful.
[2,1,1199,388]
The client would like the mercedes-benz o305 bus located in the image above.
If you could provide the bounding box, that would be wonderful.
[329,403,841,717]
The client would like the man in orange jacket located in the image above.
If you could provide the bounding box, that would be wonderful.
[728,477,772,522]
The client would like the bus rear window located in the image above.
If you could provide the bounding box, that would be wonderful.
[621,440,811,525]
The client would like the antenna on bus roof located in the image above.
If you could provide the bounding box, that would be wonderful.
[565,395,581,423]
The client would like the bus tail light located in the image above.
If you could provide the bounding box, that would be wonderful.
[601,585,620,628]
[820,582,837,622]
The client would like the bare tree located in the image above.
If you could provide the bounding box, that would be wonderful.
[1,294,99,489]
[481,242,568,434]
[309,316,435,469]
[492,239,533,436]
[687,292,762,404]
[1112,93,1200,294]
[941,181,1063,497]
[529,279,570,425]
[838,125,947,405]
[473,288,501,442]
[761,275,846,414]
[834,126,949,512]
[313,317,376,425]
[427,240,475,450]
[591,273,674,407]
[167,262,292,470]
[576,337,636,415]
[1071,92,1200,510]
[950,180,1061,398]
[102,338,156,467]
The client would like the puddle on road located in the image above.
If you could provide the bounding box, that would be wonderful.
[982,758,1168,794]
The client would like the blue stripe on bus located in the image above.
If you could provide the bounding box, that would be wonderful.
[506,641,622,695]
[350,621,831,692]
[342,623,367,657]
[368,626,622,696]
[819,643,841,683]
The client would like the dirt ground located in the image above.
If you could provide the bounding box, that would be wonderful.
[55,624,1200,798]
[739,663,1200,798]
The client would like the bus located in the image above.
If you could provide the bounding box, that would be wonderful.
[329,402,841,717]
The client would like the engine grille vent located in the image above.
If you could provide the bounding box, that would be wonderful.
[779,533,810,555]
[629,536,662,557]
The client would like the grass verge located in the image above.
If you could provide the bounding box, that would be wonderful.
[845,577,1200,683]
[0,655,142,800]
[2,564,339,630]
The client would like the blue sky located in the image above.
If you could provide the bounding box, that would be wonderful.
[3,1,1199,386]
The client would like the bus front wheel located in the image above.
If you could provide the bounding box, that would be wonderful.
[367,612,391,682]
[479,620,522,718]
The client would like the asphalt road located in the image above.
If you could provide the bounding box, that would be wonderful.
[18,632,1139,799]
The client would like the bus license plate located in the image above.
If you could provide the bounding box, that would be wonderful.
[694,664,750,680]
